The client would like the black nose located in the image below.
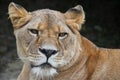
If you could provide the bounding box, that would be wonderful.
[39,48,58,58]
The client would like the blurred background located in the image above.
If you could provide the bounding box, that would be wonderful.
[0,0,120,79]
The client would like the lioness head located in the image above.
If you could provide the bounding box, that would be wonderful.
[9,2,85,79]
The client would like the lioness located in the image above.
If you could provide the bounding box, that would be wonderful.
[8,2,120,80]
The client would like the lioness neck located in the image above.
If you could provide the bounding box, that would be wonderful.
[55,36,100,80]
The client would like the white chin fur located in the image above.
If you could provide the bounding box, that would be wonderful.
[30,67,58,80]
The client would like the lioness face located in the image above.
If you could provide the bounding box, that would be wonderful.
[9,2,85,78]
[15,10,77,68]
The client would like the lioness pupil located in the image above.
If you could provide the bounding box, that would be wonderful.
[59,33,68,37]
[29,29,38,35]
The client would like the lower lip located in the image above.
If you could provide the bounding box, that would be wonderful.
[31,62,52,68]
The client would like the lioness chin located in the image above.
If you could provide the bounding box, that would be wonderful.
[8,2,120,80]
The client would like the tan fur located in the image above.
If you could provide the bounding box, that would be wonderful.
[9,2,120,80]
[8,2,32,29]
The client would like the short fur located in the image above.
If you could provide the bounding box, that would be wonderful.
[8,2,120,80]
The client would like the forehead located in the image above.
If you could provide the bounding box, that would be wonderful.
[27,9,69,32]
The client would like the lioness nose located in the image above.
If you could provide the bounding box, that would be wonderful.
[39,48,58,58]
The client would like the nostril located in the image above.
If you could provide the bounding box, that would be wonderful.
[39,48,58,58]
[39,48,47,54]
[50,50,58,55]
[52,50,58,55]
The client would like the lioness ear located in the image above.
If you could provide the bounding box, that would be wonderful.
[65,5,85,30]
[8,2,31,29]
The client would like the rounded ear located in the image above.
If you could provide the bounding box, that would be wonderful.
[64,5,85,30]
[8,2,31,29]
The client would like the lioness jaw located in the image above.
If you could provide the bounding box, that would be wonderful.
[9,2,120,80]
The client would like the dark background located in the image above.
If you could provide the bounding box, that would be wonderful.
[0,0,120,72]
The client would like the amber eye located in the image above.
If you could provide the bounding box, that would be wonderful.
[59,32,68,39]
[28,29,39,35]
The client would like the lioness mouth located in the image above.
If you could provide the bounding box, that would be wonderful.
[31,63,52,68]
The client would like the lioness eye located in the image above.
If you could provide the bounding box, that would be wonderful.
[28,29,38,35]
[59,32,68,39]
